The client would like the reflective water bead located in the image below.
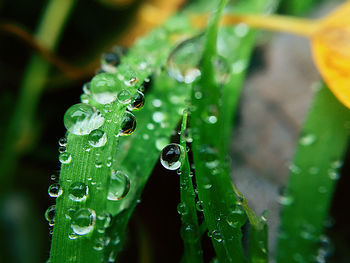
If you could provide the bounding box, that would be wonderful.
[88,129,107,148]
[64,103,104,135]
[59,152,72,164]
[69,182,88,202]
[93,238,105,251]
[119,111,136,136]
[213,55,230,85]
[90,73,118,104]
[71,208,96,235]
[45,205,56,226]
[80,94,89,104]
[152,111,165,123]
[117,89,132,104]
[124,77,138,86]
[48,183,63,198]
[58,137,67,146]
[127,91,145,111]
[167,35,203,83]
[177,202,188,215]
[160,143,182,170]
[211,230,223,242]
[107,171,130,201]
[196,200,204,212]
[152,99,162,108]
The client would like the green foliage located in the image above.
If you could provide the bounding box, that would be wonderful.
[277,85,350,263]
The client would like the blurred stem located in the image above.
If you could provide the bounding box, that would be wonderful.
[0,0,77,188]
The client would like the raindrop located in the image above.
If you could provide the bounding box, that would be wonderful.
[213,55,230,85]
[64,103,105,135]
[80,94,89,104]
[235,23,249,37]
[59,152,72,164]
[152,99,162,108]
[88,129,107,148]
[107,171,131,201]
[48,183,63,198]
[118,111,136,136]
[278,194,294,206]
[71,208,96,235]
[90,73,118,104]
[299,134,317,146]
[45,205,56,226]
[58,137,67,146]
[69,182,88,202]
[58,146,66,153]
[196,200,204,212]
[82,82,91,94]
[117,89,132,104]
[160,143,182,170]
[153,111,165,123]
[147,123,155,130]
[127,90,145,111]
[93,238,105,251]
[167,35,203,83]
[101,52,120,73]
[211,230,223,242]
[177,202,188,215]
[124,77,138,86]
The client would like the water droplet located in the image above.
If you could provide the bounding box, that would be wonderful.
[58,146,66,153]
[278,194,294,206]
[196,200,204,212]
[211,230,223,242]
[107,171,130,201]
[147,123,155,130]
[88,129,107,147]
[160,143,182,170]
[232,59,247,74]
[177,202,188,215]
[69,182,88,202]
[288,163,301,174]
[152,99,162,108]
[124,77,138,86]
[117,89,132,104]
[152,111,165,123]
[167,35,203,83]
[80,94,89,104]
[101,52,120,73]
[50,174,58,181]
[235,23,249,37]
[98,212,112,228]
[299,134,317,146]
[48,183,63,198]
[58,137,67,146]
[118,111,136,136]
[68,232,79,240]
[90,73,118,104]
[59,152,72,164]
[93,238,105,251]
[71,208,96,235]
[64,103,105,135]
[213,55,230,85]
[45,205,56,226]
[127,91,144,111]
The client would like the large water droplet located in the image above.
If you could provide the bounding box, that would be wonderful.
[167,35,203,83]
[127,91,145,111]
[117,89,132,104]
[160,143,182,170]
[48,183,63,198]
[118,111,136,136]
[88,129,107,148]
[107,171,130,201]
[69,182,89,202]
[64,103,105,135]
[45,205,56,226]
[90,73,118,104]
[71,208,96,235]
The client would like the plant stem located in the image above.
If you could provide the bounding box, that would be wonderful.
[0,0,77,189]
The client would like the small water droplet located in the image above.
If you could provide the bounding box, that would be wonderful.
[152,99,162,108]
[82,82,91,94]
[107,171,130,201]
[59,152,72,164]
[117,89,132,104]
[235,23,249,37]
[64,103,104,135]
[88,129,107,147]
[299,134,317,146]
[58,146,66,153]
[152,111,165,123]
[213,55,230,85]
[160,143,182,170]
[71,208,96,235]
[90,73,118,104]
[124,77,138,86]
[278,194,294,206]
[196,200,204,212]
[48,183,63,198]
[58,137,67,146]
[69,182,88,202]
[45,205,56,226]
[93,238,105,251]
[167,35,203,83]
[118,111,136,136]
[147,123,155,130]
[127,91,144,111]
[101,52,120,73]
[177,202,188,215]
[211,230,223,242]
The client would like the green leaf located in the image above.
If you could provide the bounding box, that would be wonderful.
[277,85,350,263]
